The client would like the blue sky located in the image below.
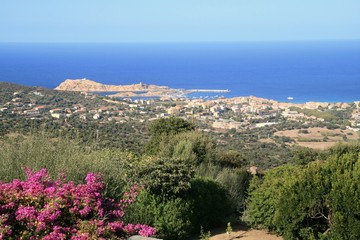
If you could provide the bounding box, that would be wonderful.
[0,0,359,43]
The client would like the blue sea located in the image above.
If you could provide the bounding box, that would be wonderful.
[0,41,359,103]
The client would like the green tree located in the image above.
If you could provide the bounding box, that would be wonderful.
[145,117,195,155]
[197,163,250,213]
[188,178,231,230]
[325,152,360,240]
[133,158,195,199]
[244,143,360,240]
[148,117,195,136]
[124,191,193,240]
[167,131,216,164]
[273,161,330,239]
[216,149,248,168]
[291,147,320,165]
[242,164,303,231]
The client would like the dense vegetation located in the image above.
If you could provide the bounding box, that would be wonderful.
[1,82,360,239]
[243,143,360,240]
[0,120,250,239]
[2,115,360,239]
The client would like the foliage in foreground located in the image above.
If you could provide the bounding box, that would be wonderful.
[0,117,251,240]
[127,117,247,239]
[0,168,156,239]
[243,143,360,240]
[125,158,232,240]
[0,134,137,199]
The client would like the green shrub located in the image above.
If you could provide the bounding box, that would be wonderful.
[149,131,216,165]
[244,144,360,240]
[148,117,195,136]
[324,152,360,240]
[196,163,251,212]
[291,147,320,165]
[242,164,302,231]
[124,191,193,240]
[124,157,195,239]
[188,178,231,230]
[127,160,231,238]
[133,158,195,199]
[216,150,248,168]
[123,191,156,226]
[145,117,195,155]
[153,197,193,240]
[273,161,330,239]
[199,226,211,240]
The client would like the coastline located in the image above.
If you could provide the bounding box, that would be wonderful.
[55,79,231,99]
[1,41,359,104]
[54,79,358,104]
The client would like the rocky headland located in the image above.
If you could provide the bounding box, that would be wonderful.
[55,79,230,98]
[55,79,169,92]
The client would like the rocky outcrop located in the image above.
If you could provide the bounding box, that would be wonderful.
[55,78,230,98]
[55,79,169,92]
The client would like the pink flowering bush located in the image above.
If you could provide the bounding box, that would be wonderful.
[0,168,156,239]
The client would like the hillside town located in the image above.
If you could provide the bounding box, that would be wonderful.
[2,86,360,134]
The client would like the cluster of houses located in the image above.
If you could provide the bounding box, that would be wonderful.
[2,90,360,132]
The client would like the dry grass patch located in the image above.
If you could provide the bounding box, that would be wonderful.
[274,127,359,149]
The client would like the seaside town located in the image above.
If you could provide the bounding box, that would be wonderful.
[1,80,359,150]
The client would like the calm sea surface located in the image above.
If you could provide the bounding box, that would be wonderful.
[0,41,359,103]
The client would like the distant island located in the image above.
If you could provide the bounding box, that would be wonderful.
[55,78,230,98]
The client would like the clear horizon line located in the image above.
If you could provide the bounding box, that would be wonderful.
[1,38,360,44]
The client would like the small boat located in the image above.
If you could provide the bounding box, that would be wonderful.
[287,97,294,100]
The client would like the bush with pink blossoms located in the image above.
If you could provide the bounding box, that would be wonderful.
[0,168,156,239]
